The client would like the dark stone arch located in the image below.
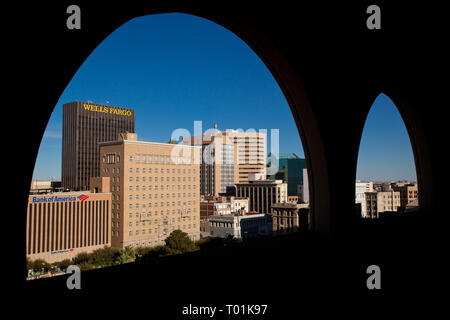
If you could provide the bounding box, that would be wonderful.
[377,91,433,217]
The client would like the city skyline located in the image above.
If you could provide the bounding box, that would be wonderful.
[32,13,416,182]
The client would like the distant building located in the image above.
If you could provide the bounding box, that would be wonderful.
[267,153,307,196]
[235,175,287,214]
[272,202,310,234]
[355,181,374,218]
[26,177,112,263]
[209,213,272,238]
[373,182,392,192]
[182,124,267,196]
[365,190,401,218]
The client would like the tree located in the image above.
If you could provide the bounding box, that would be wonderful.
[26,257,34,270]
[114,246,136,264]
[55,259,72,271]
[73,252,90,265]
[89,246,120,267]
[32,259,47,271]
[164,230,198,255]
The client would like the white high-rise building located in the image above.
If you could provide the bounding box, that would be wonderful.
[298,168,309,204]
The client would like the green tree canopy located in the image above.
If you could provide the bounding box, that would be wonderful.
[115,246,136,264]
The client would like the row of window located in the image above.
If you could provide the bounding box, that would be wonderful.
[110,212,197,221]
[129,167,195,174]
[128,194,196,200]
[128,184,196,191]
[130,154,193,165]
[126,225,195,237]
[128,176,196,182]
[126,203,197,211]
[127,220,197,228]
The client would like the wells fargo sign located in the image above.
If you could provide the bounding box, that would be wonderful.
[83,103,132,116]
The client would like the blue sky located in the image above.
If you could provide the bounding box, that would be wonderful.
[357,94,416,182]
[33,13,416,182]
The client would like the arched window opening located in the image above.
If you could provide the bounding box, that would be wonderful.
[356,93,419,220]
[27,13,311,278]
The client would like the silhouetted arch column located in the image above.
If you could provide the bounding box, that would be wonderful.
[382,90,434,217]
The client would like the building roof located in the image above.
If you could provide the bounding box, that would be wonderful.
[267,152,300,160]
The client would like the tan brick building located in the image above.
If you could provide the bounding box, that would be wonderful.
[99,133,201,249]
[182,124,266,196]
[391,183,418,208]
[26,177,112,263]
[365,191,401,218]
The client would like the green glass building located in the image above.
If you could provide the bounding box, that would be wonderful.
[267,153,306,196]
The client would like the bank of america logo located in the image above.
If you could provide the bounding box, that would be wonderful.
[78,194,89,202]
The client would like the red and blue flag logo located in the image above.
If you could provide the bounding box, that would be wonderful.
[78,194,89,202]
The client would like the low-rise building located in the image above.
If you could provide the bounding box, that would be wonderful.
[391,182,418,208]
[200,196,249,219]
[272,202,310,233]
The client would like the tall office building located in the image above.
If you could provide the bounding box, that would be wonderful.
[182,124,267,196]
[62,101,135,191]
[99,132,201,249]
